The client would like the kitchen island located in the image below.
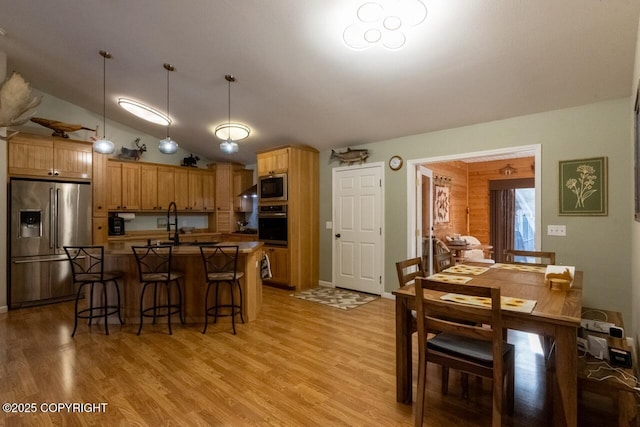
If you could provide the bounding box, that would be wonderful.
[104,241,264,325]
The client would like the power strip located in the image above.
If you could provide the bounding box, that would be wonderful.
[581,319,615,334]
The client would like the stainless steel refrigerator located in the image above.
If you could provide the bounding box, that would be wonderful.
[10,179,92,308]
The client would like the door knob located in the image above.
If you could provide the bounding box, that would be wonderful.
[335,233,341,238]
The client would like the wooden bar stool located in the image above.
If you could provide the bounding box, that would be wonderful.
[131,245,184,335]
[199,245,244,334]
[63,246,123,337]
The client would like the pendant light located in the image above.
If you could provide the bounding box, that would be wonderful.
[158,63,178,154]
[93,50,115,154]
[216,74,250,154]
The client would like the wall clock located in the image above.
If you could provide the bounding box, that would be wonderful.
[389,155,403,171]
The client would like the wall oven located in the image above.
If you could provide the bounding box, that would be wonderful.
[258,205,287,246]
[259,173,287,202]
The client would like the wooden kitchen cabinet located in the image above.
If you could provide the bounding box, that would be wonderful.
[188,170,204,211]
[257,147,289,176]
[214,163,232,211]
[107,160,140,210]
[201,170,216,212]
[92,217,108,245]
[140,164,175,210]
[264,247,290,285]
[157,167,175,210]
[233,169,254,212]
[174,168,204,211]
[8,133,92,179]
[212,163,233,232]
[258,145,318,290]
[92,152,108,217]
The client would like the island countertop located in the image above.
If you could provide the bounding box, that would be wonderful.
[105,240,263,255]
[103,241,264,327]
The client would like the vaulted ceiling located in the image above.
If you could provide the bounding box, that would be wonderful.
[1,0,639,164]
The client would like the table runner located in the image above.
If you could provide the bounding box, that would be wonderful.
[426,274,473,284]
[491,263,547,274]
[442,265,490,276]
[440,293,537,313]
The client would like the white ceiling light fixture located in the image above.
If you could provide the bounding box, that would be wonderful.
[343,0,427,50]
[216,74,249,154]
[93,50,115,154]
[158,63,178,155]
[118,98,171,126]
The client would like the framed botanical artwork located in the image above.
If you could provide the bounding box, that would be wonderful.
[434,184,450,223]
[559,157,607,216]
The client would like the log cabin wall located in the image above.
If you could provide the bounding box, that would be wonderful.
[467,157,535,245]
[426,161,468,241]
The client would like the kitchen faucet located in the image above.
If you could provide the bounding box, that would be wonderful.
[167,201,179,245]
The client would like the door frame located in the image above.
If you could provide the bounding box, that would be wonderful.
[331,162,385,294]
[406,144,542,260]
[416,165,433,275]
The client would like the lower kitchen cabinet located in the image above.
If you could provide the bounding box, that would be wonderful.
[264,247,290,286]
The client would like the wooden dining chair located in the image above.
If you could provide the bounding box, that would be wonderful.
[395,257,424,288]
[414,277,515,427]
[503,249,556,266]
[433,251,454,273]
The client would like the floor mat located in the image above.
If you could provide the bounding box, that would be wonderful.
[290,287,378,310]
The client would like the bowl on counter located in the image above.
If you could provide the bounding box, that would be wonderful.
[180,226,195,234]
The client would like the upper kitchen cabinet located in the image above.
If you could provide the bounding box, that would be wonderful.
[233,169,254,212]
[140,164,175,210]
[107,160,140,211]
[201,170,216,212]
[8,133,92,180]
[257,147,289,176]
[174,168,207,211]
[212,163,233,232]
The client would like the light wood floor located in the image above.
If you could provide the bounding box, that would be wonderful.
[0,286,619,426]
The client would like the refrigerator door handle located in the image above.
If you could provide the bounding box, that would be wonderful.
[49,188,55,250]
[55,188,60,249]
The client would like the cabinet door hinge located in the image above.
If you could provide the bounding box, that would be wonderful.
[379,276,382,284]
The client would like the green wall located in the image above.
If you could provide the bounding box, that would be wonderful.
[319,98,632,326]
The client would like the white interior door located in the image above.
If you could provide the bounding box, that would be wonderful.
[333,164,383,295]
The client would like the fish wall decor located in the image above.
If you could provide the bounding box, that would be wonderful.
[330,147,369,165]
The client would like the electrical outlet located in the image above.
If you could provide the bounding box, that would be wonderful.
[157,218,168,229]
[547,225,566,236]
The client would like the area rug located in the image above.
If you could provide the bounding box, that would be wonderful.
[290,287,378,310]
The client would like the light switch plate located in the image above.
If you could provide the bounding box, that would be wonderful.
[325,221,333,229]
[547,225,566,236]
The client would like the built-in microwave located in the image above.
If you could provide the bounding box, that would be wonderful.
[259,173,287,202]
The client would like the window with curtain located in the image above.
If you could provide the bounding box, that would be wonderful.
[489,178,535,263]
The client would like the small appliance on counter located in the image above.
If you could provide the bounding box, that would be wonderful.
[108,216,125,236]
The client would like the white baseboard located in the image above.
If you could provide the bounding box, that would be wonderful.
[382,292,395,300]
[0,306,8,314]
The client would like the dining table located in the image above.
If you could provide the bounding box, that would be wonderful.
[392,263,583,427]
